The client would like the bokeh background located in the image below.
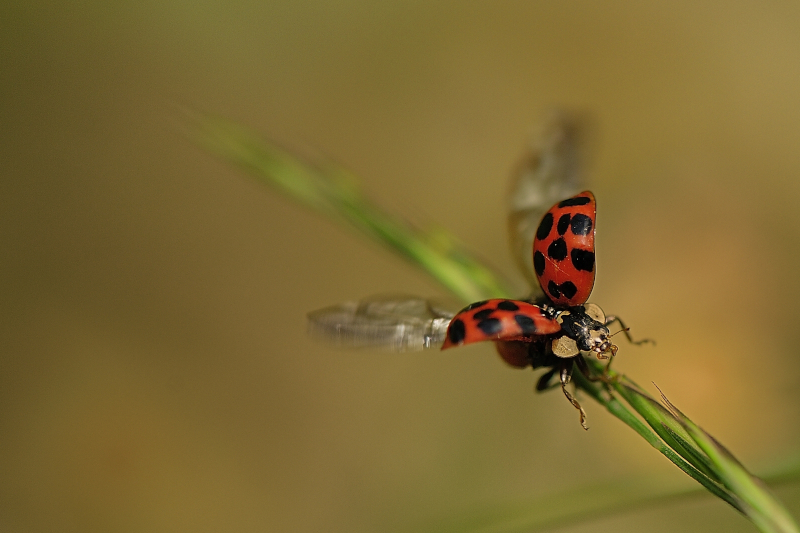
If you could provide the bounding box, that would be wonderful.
[3,2,800,532]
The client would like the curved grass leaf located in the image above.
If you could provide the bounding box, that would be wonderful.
[186,112,516,304]
[659,390,799,533]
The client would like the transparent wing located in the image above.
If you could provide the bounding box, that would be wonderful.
[307,295,456,352]
[507,110,591,298]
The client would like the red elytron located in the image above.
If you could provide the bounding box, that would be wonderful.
[532,191,596,306]
[440,299,560,350]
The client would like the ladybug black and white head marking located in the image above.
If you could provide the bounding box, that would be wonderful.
[550,304,616,359]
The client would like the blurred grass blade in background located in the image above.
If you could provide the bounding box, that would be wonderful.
[186,112,516,304]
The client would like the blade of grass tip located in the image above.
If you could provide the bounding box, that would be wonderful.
[569,371,742,510]
[661,425,723,482]
[613,382,722,484]
[656,386,800,533]
[577,362,731,501]
[609,399,742,509]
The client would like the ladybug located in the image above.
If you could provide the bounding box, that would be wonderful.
[441,191,648,429]
[307,191,650,430]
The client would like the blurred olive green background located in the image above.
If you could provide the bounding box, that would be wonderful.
[3,2,800,532]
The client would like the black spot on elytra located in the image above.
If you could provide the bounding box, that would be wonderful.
[536,213,553,241]
[570,213,592,236]
[559,281,578,299]
[533,251,545,276]
[473,308,494,321]
[463,300,488,312]
[558,196,591,208]
[571,249,595,272]
[477,318,502,336]
[515,314,537,334]
[448,319,466,344]
[548,280,560,299]
[557,214,571,235]
[497,300,520,311]
[548,280,578,300]
[547,238,568,261]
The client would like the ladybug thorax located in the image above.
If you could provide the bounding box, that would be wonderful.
[554,307,614,356]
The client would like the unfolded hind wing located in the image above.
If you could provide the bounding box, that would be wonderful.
[307,295,455,352]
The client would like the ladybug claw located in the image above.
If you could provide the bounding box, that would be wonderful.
[562,384,588,430]
[560,362,589,430]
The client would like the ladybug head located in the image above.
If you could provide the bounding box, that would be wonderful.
[585,325,617,359]
[555,308,617,360]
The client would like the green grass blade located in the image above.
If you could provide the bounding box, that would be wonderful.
[569,372,742,511]
[613,382,721,482]
[659,391,800,533]
[187,112,517,303]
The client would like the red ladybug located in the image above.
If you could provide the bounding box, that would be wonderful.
[308,191,650,429]
[441,191,648,429]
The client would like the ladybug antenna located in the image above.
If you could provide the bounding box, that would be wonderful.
[604,316,655,346]
[609,327,631,338]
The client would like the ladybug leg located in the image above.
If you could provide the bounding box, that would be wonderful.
[535,368,559,391]
[589,346,617,374]
[574,353,606,383]
[559,359,588,430]
[604,354,616,374]
[604,315,655,346]
[574,353,617,386]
